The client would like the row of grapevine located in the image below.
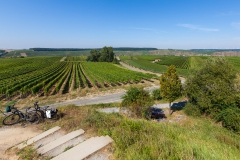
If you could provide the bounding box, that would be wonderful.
[0,57,62,81]
[43,63,70,95]
[81,62,155,86]
[66,56,87,62]
[0,61,67,96]
[0,57,157,99]
[120,56,193,76]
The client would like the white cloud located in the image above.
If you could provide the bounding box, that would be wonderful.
[231,22,240,30]
[177,24,219,32]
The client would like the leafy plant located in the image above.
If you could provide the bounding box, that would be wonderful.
[184,58,238,117]
[184,57,240,133]
[160,65,182,113]
[152,89,162,100]
[183,103,201,117]
[121,87,154,118]
[216,107,240,134]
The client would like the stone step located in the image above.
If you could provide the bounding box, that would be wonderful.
[17,126,62,149]
[51,136,113,160]
[38,129,85,157]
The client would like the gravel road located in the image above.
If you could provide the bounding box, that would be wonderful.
[48,86,160,108]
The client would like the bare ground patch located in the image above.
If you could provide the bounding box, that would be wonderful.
[0,125,42,159]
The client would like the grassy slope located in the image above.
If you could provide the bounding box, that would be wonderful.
[16,103,240,160]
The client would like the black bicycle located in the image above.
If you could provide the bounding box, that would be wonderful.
[33,101,59,121]
[2,105,40,125]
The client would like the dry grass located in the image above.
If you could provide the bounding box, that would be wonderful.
[7,102,240,160]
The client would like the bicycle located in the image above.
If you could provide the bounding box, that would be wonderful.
[2,105,40,125]
[33,101,59,121]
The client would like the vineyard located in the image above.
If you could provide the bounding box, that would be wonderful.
[2,55,240,100]
[0,56,156,100]
[120,55,240,76]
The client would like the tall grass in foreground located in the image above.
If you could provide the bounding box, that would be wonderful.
[85,110,240,160]
[17,104,240,160]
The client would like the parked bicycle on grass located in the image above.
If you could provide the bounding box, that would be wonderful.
[1,105,40,125]
[33,101,59,121]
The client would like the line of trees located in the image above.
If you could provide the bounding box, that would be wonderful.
[30,48,91,51]
[86,46,115,62]
[30,47,158,52]
[0,50,7,57]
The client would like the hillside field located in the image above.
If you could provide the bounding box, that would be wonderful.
[120,55,240,76]
[0,56,156,100]
[1,55,240,100]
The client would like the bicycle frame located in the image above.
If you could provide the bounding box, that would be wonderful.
[11,107,30,121]
[2,105,40,125]
[33,101,58,119]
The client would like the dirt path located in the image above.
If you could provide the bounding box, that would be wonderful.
[119,61,186,83]
[0,125,42,159]
[119,61,162,76]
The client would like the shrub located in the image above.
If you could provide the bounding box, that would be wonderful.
[152,89,162,100]
[216,107,240,134]
[183,103,201,117]
[184,58,238,116]
[121,87,154,118]
[112,58,120,64]
[184,58,240,133]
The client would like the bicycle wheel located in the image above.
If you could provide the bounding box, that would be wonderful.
[27,112,40,124]
[2,114,21,125]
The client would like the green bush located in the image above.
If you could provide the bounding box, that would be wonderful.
[152,89,162,100]
[121,87,154,118]
[183,103,201,117]
[216,107,240,134]
[112,58,120,64]
[184,58,240,133]
[184,58,238,116]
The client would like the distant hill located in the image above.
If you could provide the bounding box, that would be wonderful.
[149,49,240,56]
[3,48,158,57]
[30,47,158,51]
[191,49,240,55]
[2,48,240,57]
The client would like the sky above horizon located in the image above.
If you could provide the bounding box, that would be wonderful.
[1,0,240,49]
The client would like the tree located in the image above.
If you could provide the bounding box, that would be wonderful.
[160,65,182,113]
[121,87,154,118]
[86,46,115,62]
[86,50,100,62]
[184,58,239,117]
[99,46,114,62]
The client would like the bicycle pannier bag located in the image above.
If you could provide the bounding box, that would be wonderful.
[46,110,51,118]
[6,106,11,112]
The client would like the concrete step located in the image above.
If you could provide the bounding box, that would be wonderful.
[51,136,113,160]
[38,129,85,157]
[17,126,62,149]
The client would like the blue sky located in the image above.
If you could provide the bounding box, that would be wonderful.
[1,0,240,49]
